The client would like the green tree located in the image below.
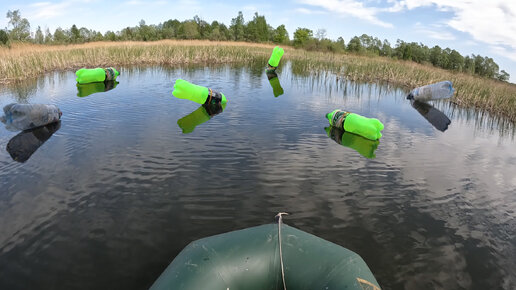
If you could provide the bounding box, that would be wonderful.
[429,45,442,66]
[193,15,210,39]
[245,12,269,42]
[315,28,326,40]
[93,31,104,41]
[218,23,230,40]
[0,29,9,46]
[380,39,392,57]
[336,37,346,51]
[162,19,180,39]
[182,20,200,39]
[34,26,44,44]
[70,24,80,43]
[293,27,312,47]
[104,30,116,41]
[448,49,464,71]
[347,36,363,53]
[497,70,510,82]
[44,28,52,43]
[272,25,288,44]
[477,56,499,78]
[138,20,153,41]
[209,27,222,40]
[120,27,136,40]
[229,11,245,41]
[394,39,416,61]
[79,27,93,42]
[463,55,475,74]
[6,10,30,41]
[53,27,67,44]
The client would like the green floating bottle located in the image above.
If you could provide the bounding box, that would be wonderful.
[76,67,119,84]
[266,71,284,98]
[172,79,227,105]
[326,109,384,141]
[325,126,379,159]
[76,81,118,97]
[177,102,226,134]
[267,46,284,70]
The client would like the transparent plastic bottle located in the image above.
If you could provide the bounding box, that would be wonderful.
[1,103,62,131]
[408,81,454,101]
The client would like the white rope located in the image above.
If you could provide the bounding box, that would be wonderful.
[276,212,289,290]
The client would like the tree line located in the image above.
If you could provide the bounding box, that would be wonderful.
[1,9,510,82]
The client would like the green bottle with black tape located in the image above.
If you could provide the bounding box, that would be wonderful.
[267,46,284,71]
[326,109,384,141]
[76,67,119,84]
[172,79,227,105]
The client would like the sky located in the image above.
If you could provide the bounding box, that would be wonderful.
[1,0,515,82]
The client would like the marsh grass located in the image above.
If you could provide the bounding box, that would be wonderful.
[1,40,516,121]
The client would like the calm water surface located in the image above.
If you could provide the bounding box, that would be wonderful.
[0,63,515,290]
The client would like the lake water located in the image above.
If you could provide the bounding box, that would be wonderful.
[0,63,515,290]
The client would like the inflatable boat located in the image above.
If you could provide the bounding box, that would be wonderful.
[151,216,380,290]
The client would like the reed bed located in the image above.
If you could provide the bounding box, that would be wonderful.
[1,40,515,121]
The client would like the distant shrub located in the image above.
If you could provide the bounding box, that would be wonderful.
[0,30,9,46]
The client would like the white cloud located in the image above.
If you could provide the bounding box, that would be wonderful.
[298,0,516,66]
[126,0,144,5]
[413,23,455,41]
[25,0,100,20]
[242,5,258,12]
[295,8,326,14]
[422,29,455,41]
[127,0,167,5]
[490,45,516,62]
[387,0,516,60]
[297,0,393,28]
[27,1,72,19]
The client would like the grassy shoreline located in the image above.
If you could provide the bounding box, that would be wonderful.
[1,40,516,122]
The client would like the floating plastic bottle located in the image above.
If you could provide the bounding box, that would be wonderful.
[325,126,379,159]
[6,121,61,162]
[407,80,454,101]
[77,81,119,97]
[172,79,227,105]
[76,67,119,84]
[1,103,62,131]
[266,71,284,98]
[326,109,383,140]
[267,46,284,70]
[177,102,226,134]
[410,99,451,132]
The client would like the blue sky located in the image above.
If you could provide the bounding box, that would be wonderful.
[1,0,515,82]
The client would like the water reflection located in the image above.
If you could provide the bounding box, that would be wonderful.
[1,64,515,290]
[410,99,451,132]
[6,121,61,162]
[324,126,379,159]
[266,71,284,98]
[286,62,514,139]
[76,81,119,97]
[177,102,226,134]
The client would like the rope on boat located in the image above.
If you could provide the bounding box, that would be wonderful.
[276,212,289,290]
